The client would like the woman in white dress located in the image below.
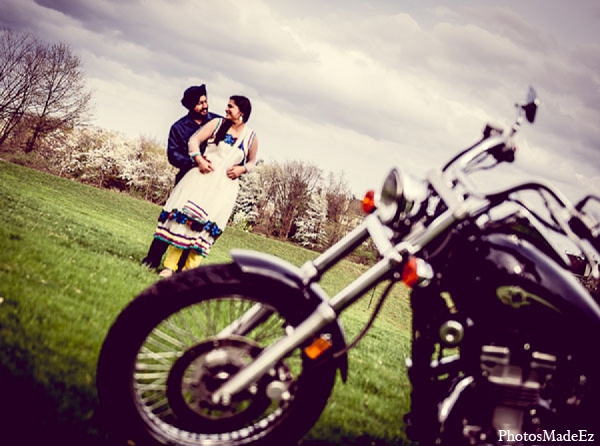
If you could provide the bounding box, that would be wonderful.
[154,95,258,278]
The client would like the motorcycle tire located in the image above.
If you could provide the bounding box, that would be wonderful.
[96,263,338,446]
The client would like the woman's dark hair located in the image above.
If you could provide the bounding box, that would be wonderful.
[230,95,252,123]
[214,119,233,145]
[214,95,252,145]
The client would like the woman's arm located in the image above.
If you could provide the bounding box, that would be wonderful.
[243,135,259,173]
[189,118,219,173]
[227,135,259,179]
[188,118,219,156]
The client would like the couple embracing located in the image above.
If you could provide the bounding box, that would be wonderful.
[143,85,259,278]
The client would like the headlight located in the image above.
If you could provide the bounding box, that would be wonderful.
[376,168,404,223]
[376,168,400,223]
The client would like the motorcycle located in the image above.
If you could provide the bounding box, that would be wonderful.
[96,88,600,445]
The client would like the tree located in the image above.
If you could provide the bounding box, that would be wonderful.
[231,166,266,230]
[0,29,91,152]
[233,160,356,247]
[24,41,91,152]
[121,135,175,203]
[266,160,322,240]
[293,189,328,248]
[0,29,43,146]
[50,128,176,201]
[323,171,353,247]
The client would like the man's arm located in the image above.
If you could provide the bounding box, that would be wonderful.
[167,124,194,170]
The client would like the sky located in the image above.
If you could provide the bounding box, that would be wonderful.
[1,0,599,203]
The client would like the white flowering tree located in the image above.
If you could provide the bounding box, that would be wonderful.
[293,189,328,248]
[260,160,322,239]
[122,136,175,203]
[231,167,266,230]
[232,160,355,248]
[56,127,136,188]
[50,127,175,202]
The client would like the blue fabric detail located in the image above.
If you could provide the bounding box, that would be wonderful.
[204,221,222,237]
[158,209,223,238]
[224,134,235,145]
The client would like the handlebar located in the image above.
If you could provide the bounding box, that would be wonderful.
[438,133,599,277]
[570,216,600,253]
[425,87,598,276]
[443,90,534,174]
[442,133,508,173]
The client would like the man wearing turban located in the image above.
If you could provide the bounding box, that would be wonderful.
[142,84,221,269]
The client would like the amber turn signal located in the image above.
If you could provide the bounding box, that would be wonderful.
[362,190,376,214]
[304,335,333,360]
[402,256,420,287]
[401,256,433,288]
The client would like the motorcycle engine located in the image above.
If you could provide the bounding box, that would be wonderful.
[441,343,588,446]
[470,345,555,443]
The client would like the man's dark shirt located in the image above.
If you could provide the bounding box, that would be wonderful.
[167,111,221,184]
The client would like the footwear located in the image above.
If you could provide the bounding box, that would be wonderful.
[158,268,174,279]
[142,258,159,269]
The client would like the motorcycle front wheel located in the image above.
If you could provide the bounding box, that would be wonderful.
[96,263,338,446]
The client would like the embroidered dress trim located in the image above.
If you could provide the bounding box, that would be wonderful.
[154,209,224,257]
[157,209,223,237]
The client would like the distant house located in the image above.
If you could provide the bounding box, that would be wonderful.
[340,198,365,229]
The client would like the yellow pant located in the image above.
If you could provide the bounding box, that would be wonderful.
[164,245,202,272]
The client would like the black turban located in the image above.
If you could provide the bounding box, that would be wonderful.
[181,84,207,110]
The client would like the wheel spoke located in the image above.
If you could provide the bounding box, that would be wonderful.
[120,289,328,444]
[151,326,188,349]
[99,265,337,446]
[137,346,179,363]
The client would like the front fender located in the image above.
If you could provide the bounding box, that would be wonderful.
[230,249,349,382]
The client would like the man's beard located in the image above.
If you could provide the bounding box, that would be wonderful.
[189,109,208,121]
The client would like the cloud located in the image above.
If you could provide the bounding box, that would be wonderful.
[1,0,598,199]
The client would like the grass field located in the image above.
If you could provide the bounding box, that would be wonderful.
[0,159,414,445]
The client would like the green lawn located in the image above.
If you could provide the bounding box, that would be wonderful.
[0,159,414,445]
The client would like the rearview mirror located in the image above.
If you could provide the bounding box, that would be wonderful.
[523,86,539,123]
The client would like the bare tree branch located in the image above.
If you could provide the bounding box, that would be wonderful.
[25,41,92,152]
[0,29,92,151]
[0,29,44,146]
[267,160,322,239]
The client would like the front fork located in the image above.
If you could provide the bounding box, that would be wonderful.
[212,260,400,404]
[212,214,402,404]
[212,301,339,405]
[212,202,447,405]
